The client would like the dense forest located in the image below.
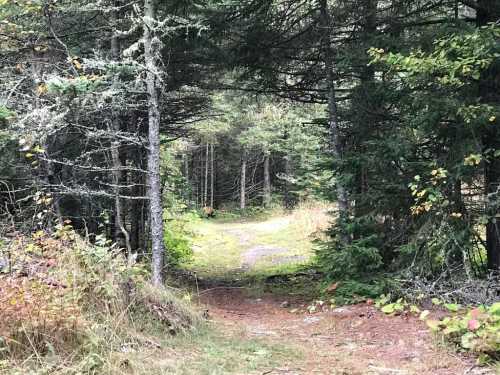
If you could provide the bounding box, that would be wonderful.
[0,0,499,374]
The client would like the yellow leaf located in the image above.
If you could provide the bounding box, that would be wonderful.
[73,59,82,70]
[36,84,47,95]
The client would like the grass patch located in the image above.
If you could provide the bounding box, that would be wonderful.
[181,202,332,298]
[155,326,300,375]
[186,202,331,277]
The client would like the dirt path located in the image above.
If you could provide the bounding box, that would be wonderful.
[191,214,496,375]
[202,289,492,375]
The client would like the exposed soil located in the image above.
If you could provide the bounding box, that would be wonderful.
[201,289,494,375]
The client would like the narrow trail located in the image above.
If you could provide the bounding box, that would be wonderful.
[189,213,495,375]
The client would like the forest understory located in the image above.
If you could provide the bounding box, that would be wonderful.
[1,0,499,373]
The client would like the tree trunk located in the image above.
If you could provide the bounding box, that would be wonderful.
[319,0,350,244]
[110,4,131,255]
[263,152,271,207]
[210,143,214,208]
[204,143,209,206]
[130,142,144,254]
[240,149,247,210]
[477,0,500,270]
[282,125,293,209]
[283,154,293,209]
[144,0,165,286]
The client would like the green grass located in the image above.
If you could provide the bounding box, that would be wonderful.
[181,203,331,297]
[100,325,301,375]
[1,324,300,375]
[186,220,245,279]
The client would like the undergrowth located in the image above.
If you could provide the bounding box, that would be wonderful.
[374,294,500,364]
[0,225,202,374]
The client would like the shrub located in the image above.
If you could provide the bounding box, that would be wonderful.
[427,303,500,362]
[317,214,386,280]
[0,277,84,357]
[0,226,202,370]
[317,235,383,279]
[328,278,393,305]
[0,105,14,125]
[163,212,197,267]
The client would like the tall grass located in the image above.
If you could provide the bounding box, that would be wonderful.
[0,229,202,374]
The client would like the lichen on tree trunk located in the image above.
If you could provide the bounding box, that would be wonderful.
[144,0,165,286]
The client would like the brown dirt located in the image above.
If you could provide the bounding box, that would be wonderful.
[201,288,495,375]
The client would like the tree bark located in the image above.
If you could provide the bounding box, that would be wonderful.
[204,143,209,206]
[144,0,165,286]
[240,149,247,210]
[263,152,271,207]
[110,3,131,255]
[283,154,293,209]
[210,143,214,208]
[319,0,350,244]
[477,0,500,270]
[282,125,293,209]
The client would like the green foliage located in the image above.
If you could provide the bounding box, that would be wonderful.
[425,304,500,362]
[375,294,423,316]
[46,76,103,96]
[369,24,500,88]
[324,22,500,284]
[0,106,14,125]
[163,212,197,267]
[329,278,391,305]
[375,293,500,361]
[317,224,383,279]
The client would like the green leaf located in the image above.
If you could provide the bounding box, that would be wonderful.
[381,304,395,314]
[410,305,420,314]
[431,298,442,306]
[443,325,461,335]
[488,302,500,315]
[444,303,460,312]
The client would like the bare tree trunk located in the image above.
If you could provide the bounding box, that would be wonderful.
[283,154,292,209]
[110,4,131,255]
[144,0,165,286]
[282,125,293,209]
[240,149,247,210]
[210,143,214,208]
[204,143,209,206]
[130,143,144,254]
[319,0,350,244]
[263,152,271,207]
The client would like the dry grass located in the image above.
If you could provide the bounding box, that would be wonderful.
[0,230,203,374]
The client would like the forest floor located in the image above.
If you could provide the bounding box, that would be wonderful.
[177,207,499,375]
